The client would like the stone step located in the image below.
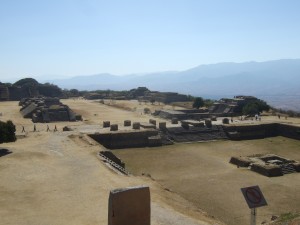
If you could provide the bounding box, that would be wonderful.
[281,165,296,174]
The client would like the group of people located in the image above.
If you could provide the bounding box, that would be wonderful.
[21,124,58,133]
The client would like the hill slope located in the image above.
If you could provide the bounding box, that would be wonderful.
[48,59,300,111]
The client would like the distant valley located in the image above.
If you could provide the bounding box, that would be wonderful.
[45,59,300,111]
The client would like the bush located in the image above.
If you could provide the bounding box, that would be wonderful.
[0,120,16,143]
[242,99,270,116]
[193,97,204,109]
[144,107,151,114]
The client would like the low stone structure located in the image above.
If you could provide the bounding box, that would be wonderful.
[166,125,227,142]
[230,154,300,177]
[154,109,209,121]
[108,186,150,225]
[140,123,156,129]
[19,97,80,123]
[229,156,251,167]
[224,123,298,140]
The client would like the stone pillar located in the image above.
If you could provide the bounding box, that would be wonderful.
[108,186,150,225]
[103,121,110,128]
[159,122,166,130]
[110,124,118,131]
[149,119,156,125]
[171,118,178,124]
[205,119,212,128]
[132,122,140,130]
[124,120,131,126]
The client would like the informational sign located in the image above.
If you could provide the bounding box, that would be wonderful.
[108,186,150,225]
[241,185,268,209]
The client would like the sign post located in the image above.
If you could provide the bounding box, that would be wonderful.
[250,208,256,225]
[241,185,267,225]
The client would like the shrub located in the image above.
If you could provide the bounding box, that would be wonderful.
[144,107,151,114]
[0,120,16,143]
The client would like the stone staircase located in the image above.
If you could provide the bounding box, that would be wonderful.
[281,164,296,174]
[99,152,129,175]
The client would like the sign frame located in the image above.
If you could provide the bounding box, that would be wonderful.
[241,185,267,209]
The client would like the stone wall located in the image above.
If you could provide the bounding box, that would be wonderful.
[89,129,159,149]
[224,123,300,141]
[251,163,283,177]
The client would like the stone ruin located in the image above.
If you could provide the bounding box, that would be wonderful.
[99,151,127,174]
[19,97,82,123]
[230,154,300,177]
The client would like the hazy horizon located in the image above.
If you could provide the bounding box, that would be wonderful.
[1,58,300,83]
[1,1,300,81]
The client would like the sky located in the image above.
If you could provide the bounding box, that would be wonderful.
[1,0,300,82]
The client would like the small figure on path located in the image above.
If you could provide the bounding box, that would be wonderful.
[33,124,36,132]
[47,125,50,132]
[22,126,25,133]
[54,125,58,132]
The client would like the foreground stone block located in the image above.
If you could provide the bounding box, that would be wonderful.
[108,186,150,225]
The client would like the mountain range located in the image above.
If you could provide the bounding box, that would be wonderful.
[46,59,300,111]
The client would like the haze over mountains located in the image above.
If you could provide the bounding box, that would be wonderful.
[47,59,300,111]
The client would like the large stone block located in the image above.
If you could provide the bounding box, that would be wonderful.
[103,121,111,128]
[132,122,140,130]
[110,124,118,131]
[108,186,150,225]
[149,119,156,125]
[159,122,166,130]
[124,120,131,126]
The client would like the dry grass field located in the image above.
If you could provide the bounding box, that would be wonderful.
[0,100,223,225]
[113,138,300,225]
[1,99,300,225]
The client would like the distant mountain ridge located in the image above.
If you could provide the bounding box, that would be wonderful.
[47,59,300,111]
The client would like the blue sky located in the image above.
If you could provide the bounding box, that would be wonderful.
[1,0,300,82]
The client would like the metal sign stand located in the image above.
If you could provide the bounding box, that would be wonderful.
[250,208,256,225]
[241,185,267,225]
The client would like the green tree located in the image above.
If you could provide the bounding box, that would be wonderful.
[193,97,204,109]
[0,120,16,144]
[242,99,270,115]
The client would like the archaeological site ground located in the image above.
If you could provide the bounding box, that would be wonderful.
[0,99,300,225]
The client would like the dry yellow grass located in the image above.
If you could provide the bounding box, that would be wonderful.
[0,100,224,225]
